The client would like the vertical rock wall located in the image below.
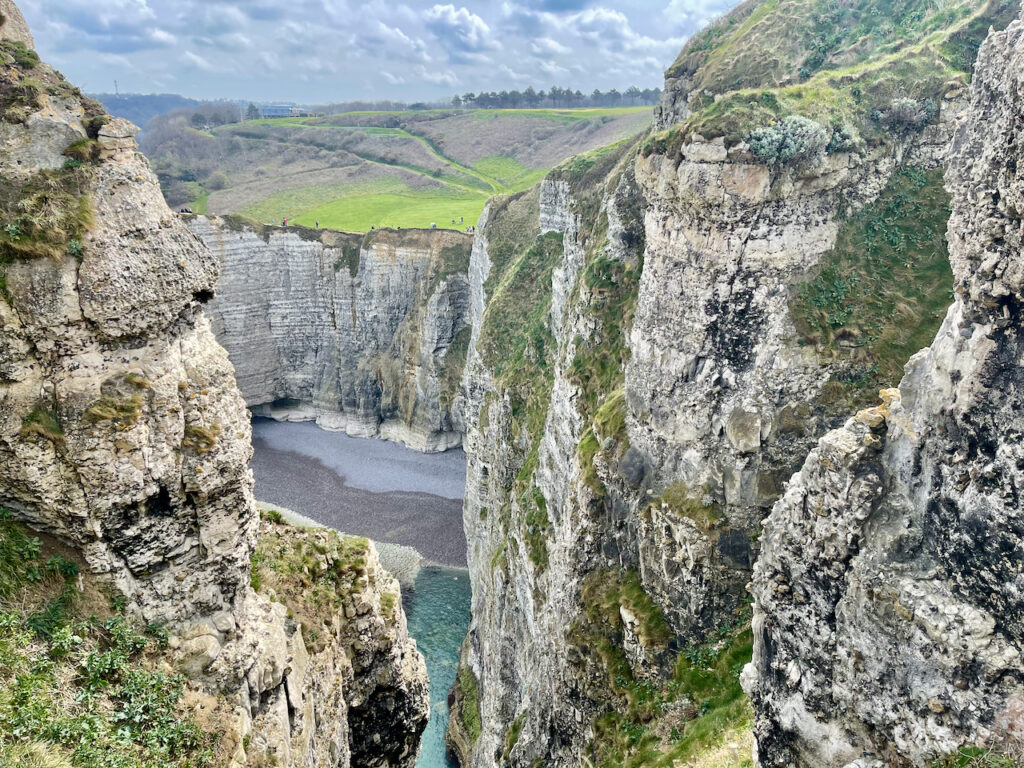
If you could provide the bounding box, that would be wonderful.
[746,13,1024,767]
[190,217,472,452]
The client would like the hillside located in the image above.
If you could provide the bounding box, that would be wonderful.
[657,0,1017,140]
[92,93,202,129]
[140,107,652,232]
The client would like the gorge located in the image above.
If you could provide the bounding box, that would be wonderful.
[3,0,1024,767]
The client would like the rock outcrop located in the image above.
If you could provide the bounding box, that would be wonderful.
[0,0,31,47]
[450,2,1010,766]
[746,13,1024,767]
[0,9,428,766]
[625,118,956,642]
[190,216,472,452]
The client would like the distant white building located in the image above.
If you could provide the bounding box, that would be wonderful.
[260,104,310,118]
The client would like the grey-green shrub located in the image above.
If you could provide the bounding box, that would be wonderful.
[747,115,828,169]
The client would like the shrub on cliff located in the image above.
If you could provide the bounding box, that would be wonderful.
[876,97,938,134]
[746,115,828,170]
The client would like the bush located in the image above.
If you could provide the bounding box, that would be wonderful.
[1,40,39,69]
[205,171,229,191]
[879,97,938,133]
[827,123,859,154]
[746,115,828,169]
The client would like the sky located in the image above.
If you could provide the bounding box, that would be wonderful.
[20,0,736,103]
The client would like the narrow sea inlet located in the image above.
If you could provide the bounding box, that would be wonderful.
[250,418,471,767]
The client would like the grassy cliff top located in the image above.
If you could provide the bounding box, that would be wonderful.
[663,0,1016,145]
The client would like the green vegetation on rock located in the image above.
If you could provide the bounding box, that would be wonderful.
[476,189,564,539]
[571,570,753,768]
[453,664,482,746]
[791,165,953,408]
[932,747,1021,768]
[656,0,1016,148]
[249,517,369,652]
[0,512,216,768]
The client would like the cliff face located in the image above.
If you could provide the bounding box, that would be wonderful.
[626,122,955,642]
[450,2,1009,765]
[746,14,1024,766]
[190,217,472,452]
[452,167,641,767]
[0,10,428,766]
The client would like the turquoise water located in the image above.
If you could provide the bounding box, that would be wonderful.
[404,566,473,768]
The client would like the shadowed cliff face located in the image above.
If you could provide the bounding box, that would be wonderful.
[746,12,1024,767]
[190,216,472,453]
[0,6,430,766]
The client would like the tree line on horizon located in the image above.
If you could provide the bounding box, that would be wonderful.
[451,85,660,109]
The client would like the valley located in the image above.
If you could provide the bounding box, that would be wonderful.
[141,107,652,232]
[3,0,1024,767]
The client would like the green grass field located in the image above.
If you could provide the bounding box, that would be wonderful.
[192,107,652,233]
[241,178,487,232]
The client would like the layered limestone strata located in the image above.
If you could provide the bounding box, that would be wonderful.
[0,10,428,765]
[190,217,472,452]
[626,108,962,642]
[451,164,657,766]
[451,101,962,768]
[745,15,1024,767]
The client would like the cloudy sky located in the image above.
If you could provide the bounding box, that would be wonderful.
[20,0,735,102]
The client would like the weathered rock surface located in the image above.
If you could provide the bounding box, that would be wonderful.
[625,114,959,643]
[0,0,31,47]
[190,217,472,452]
[746,14,1024,767]
[452,23,972,768]
[194,522,430,768]
[0,9,429,766]
[453,164,656,767]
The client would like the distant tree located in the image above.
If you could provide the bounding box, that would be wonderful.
[452,95,463,108]
[206,170,229,190]
[524,86,540,107]
[626,86,642,105]
[246,103,260,120]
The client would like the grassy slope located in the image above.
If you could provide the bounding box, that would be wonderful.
[792,165,953,409]
[659,0,1017,145]
[175,107,651,233]
[0,513,219,768]
[570,570,754,768]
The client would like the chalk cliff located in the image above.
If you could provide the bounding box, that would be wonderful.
[0,8,428,766]
[190,216,472,452]
[746,11,1024,766]
[449,1,1013,766]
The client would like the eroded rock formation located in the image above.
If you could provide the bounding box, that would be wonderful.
[746,13,1024,766]
[0,9,428,766]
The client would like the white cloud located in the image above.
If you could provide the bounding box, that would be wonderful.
[663,0,735,32]
[424,4,498,54]
[181,50,215,72]
[21,0,690,102]
[531,37,571,55]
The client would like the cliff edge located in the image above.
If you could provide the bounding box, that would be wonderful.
[0,6,428,766]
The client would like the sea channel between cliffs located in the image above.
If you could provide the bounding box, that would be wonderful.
[251,417,472,768]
